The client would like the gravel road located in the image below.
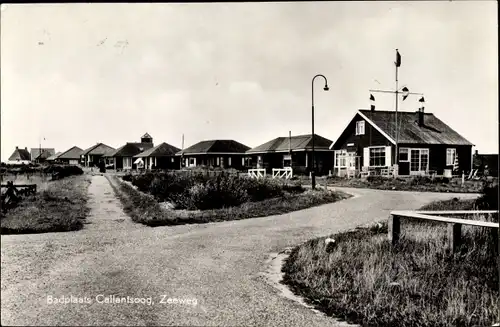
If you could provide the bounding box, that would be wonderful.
[1,175,480,326]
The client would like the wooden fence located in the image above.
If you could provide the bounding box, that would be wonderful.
[272,167,293,179]
[389,210,499,253]
[248,169,266,179]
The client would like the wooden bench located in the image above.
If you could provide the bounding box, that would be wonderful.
[389,210,499,253]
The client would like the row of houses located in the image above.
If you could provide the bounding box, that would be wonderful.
[7,108,489,177]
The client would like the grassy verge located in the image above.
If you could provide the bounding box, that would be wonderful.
[296,175,491,193]
[282,198,499,327]
[1,175,91,234]
[107,175,351,226]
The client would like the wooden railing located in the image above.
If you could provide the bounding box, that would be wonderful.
[389,210,499,253]
[248,169,266,179]
[272,167,293,179]
[1,184,37,195]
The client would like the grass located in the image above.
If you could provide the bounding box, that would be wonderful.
[1,174,91,234]
[282,193,499,327]
[296,175,490,193]
[107,175,351,226]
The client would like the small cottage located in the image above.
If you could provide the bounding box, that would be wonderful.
[81,143,116,167]
[246,133,334,175]
[176,140,250,170]
[7,146,31,164]
[56,146,83,165]
[133,142,181,170]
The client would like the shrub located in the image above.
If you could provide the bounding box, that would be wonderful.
[432,176,450,184]
[410,175,432,185]
[475,180,498,210]
[43,164,83,180]
[366,175,386,184]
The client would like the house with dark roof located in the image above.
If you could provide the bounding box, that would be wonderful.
[176,140,251,170]
[133,142,181,170]
[56,146,83,165]
[330,108,474,177]
[81,143,115,167]
[246,133,334,175]
[103,133,155,170]
[8,146,31,164]
[104,143,144,170]
[31,148,56,163]
[46,152,62,162]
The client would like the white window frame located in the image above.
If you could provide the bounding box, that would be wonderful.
[410,148,430,174]
[355,121,365,135]
[334,150,348,168]
[123,157,132,169]
[369,146,386,167]
[399,148,410,162]
[446,148,457,166]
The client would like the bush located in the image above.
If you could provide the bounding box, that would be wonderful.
[43,164,83,180]
[475,180,498,210]
[366,175,386,184]
[410,175,432,185]
[432,176,450,184]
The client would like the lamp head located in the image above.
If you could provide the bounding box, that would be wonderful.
[323,85,329,91]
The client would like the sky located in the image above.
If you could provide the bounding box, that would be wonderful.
[1,2,498,161]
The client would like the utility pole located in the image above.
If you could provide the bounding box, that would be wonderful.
[369,49,424,176]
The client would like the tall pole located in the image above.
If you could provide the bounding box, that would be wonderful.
[395,50,399,170]
[311,74,329,190]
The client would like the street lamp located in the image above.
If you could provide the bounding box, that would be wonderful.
[311,74,329,189]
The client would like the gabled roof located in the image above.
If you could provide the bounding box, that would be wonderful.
[105,143,142,157]
[358,109,474,146]
[46,152,62,161]
[134,142,181,158]
[31,148,56,161]
[177,140,250,155]
[129,142,154,152]
[8,147,31,161]
[81,143,115,156]
[247,134,333,153]
[57,146,83,160]
[141,132,152,139]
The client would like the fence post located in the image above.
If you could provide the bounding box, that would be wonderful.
[388,214,401,246]
[447,223,462,253]
[492,227,498,255]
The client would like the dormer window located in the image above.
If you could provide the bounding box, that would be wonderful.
[355,121,365,135]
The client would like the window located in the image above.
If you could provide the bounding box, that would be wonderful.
[399,148,409,162]
[216,157,220,166]
[171,158,174,163]
[369,147,386,167]
[228,157,232,166]
[189,158,195,165]
[446,148,457,166]
[123,157,132,169]
[355,121,365,135]
[335,150,347,167]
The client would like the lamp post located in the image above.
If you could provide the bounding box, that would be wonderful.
[311,74,329,189]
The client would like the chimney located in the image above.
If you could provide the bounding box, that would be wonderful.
[417,107,424,127]
[475,150,478,156]
[15,146,18,150]
[289,131,292,154]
